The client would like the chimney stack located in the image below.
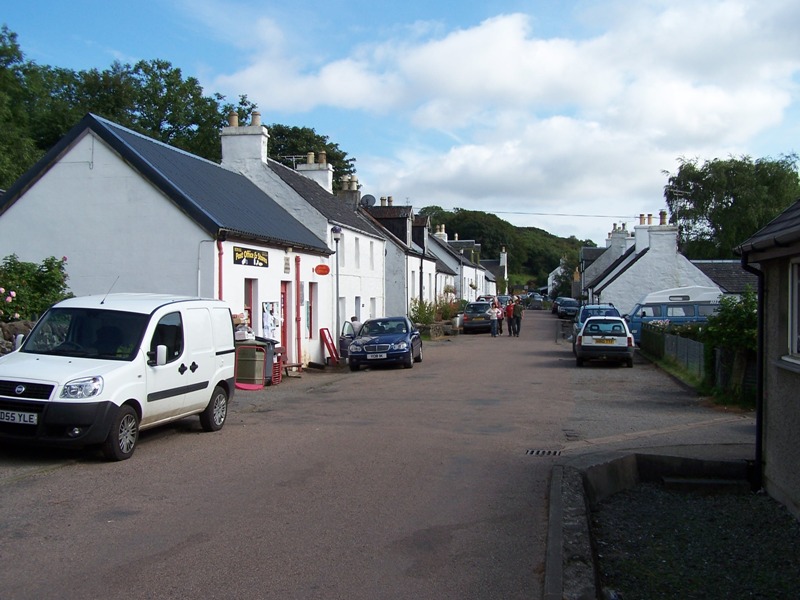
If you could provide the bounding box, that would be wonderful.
[387,196,394,206]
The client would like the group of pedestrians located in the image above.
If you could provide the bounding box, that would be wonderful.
[489,297,524,337]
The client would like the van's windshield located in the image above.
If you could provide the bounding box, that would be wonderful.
[22,308,150,361]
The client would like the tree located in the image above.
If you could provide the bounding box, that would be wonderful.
[268,124,356,191]
[663,155,800,259]
[0,26,40,189]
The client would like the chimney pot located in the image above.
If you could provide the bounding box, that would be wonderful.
[228,111,239,127]
[639,213,645,225]
[659,209,667,225]
[647,213,653,225]
[380,196,387,207]
[388,196,393,206]
[251,111,261,126]
[306,152,315,164]
[319,150,327,164]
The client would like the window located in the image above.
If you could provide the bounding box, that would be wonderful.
[369,241,375,270]
[151,312,184,363]
[667,304,694,317]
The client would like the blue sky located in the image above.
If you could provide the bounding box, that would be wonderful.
[5,0,800,245]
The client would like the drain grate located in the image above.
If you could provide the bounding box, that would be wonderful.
[526,449,561,456]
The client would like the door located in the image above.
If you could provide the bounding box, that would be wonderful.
[144,311,188,425]
[181,307,216,411]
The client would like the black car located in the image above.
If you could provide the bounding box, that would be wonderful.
[346,316,422,371]
[462,301,493,333]
[557,298,580,319]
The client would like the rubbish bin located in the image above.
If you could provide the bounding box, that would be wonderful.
[235,338,273,389]
[254,337,279,385]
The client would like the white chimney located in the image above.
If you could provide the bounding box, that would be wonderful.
[434,224,448,242]
[387,196,394,206]
[297,150,334,192]
[220,111,269,170]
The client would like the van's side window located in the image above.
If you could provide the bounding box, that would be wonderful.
[667,304,695,317]
[640,305,662,318]
[150,312,184,363]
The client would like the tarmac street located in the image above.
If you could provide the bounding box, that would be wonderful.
[0,310,756,599]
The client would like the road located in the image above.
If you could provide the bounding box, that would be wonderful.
[0,310,755,599]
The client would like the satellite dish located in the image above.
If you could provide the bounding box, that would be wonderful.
[360,194,376,207]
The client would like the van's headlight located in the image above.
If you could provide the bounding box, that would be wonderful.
[61,376,104,399]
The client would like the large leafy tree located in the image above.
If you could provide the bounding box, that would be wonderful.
[0,26,354,187]
[268,124,356,190]
[0,26,39,189]
[663,155,800,259]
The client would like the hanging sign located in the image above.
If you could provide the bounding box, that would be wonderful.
[233,246,269,268]
[314,264,331,275]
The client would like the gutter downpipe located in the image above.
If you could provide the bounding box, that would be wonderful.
[742,256,764,491]
[295,255,302,368]
[216,238,225,300]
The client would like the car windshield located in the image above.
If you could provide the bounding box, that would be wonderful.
[561,299,579,307]
[361,319,407,335]
[582,319,627,336]
[21,307,149,360]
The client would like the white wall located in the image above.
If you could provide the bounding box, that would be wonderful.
[598,227,717,314]
[0,134,209,297]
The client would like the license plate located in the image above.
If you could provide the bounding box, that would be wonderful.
[0,409,38,425]
[472,317,485,321]
[367,353,387,359]
[594,338,614,344]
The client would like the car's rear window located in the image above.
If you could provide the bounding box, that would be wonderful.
[583,319,628,336]
[466,303,490,314]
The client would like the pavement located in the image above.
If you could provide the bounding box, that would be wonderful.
[542,353,757,600]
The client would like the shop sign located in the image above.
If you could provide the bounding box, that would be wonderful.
[233,246,269,268]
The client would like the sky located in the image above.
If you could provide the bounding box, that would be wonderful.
[5,0,800,245]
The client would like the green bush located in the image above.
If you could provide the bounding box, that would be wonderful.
[409,298,436,325]
[0,254,72,321]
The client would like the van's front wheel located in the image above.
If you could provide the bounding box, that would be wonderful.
[200,385,228,432]
[102,405,139,461]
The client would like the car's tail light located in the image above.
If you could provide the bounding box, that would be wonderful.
[627,335,634,347]
[576,335,582,347]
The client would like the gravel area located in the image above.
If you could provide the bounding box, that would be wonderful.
[591,483,800,599]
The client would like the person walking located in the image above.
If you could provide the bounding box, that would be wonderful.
[489,302,502,337]
[512,297,524,337]
[504,301,514,336]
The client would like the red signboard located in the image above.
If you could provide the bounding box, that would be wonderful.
[314,264,331,275]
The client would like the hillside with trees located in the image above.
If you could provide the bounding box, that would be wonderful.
[419,206,591,293]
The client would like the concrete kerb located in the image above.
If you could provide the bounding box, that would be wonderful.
[544,450,754,600]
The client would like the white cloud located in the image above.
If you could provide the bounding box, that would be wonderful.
[202,0,800,243]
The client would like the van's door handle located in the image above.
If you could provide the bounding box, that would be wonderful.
[190,362,198,373]
[178,363,188,375]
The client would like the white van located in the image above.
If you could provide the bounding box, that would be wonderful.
[0,294,236,460]
[625,286,722,343]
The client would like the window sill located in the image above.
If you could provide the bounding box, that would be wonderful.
[777,355,800,375]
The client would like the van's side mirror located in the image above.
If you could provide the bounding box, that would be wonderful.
[147,345,168,366]
[13,333,24,350]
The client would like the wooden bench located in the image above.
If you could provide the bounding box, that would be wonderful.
[282,362,302,376]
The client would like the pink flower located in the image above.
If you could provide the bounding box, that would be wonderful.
[13,313,19,319]
[0,288,4,294]
[5,297,11,303]
[9,291,15,297]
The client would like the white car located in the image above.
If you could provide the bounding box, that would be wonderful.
[574,316,634,368]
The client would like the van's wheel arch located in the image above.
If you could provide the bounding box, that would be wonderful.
[200,385,228,432]
[102,404,139,461]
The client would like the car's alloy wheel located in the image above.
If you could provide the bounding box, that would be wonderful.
[200,385,228,432]
[414,344,423,363]
[102,404,139,461]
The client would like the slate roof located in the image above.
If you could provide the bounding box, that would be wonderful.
[691,260,758,294]
[268,160,386,238]
[737,199,800,255]
[0,113,331,254]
